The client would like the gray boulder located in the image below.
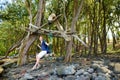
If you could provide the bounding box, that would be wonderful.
[56,65,76,76]
[64,75,76,80]
[114,63,120,73]
[83,72,90,76]
[92,64,111,74]
[50,75,63,80]
[76,75,90,80]
[0,66,4,74]
[91,63,100,70]
[105,73,111,78]
[19,73,34,80]
[100,66,111,73]
[108,62,115,70]
[97,73,111,80]
[72,63,80,70]
[83,71,91,78]
[48,68,57,75]
[98,73,105,76]
[94,75,106,80]
[92,61,104,65]
[87,68,94,73]
[92,73,97,80]
[75,69,85,75]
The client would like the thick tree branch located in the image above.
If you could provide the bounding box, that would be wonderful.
[29,14,62,33]
[71,0,84,31]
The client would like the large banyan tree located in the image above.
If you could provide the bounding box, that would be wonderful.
[4,0,88,66]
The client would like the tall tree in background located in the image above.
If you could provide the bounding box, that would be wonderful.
[65,0,84,62]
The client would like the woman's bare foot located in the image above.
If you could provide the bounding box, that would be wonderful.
[31,65,37,70]
[31,64,41,70]
[36,64,41,69]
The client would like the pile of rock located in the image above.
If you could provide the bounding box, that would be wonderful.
[2,59,119,80]
[18,61,119,80]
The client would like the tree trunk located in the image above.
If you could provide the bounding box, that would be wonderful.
[17,0,45,66]
[102,0,107,54]
[111,31,116,50]
[88,25,93,56]
[65,0,84,62]
[93,1,97,55]
[17,34,37,65]
[65,38,73,62]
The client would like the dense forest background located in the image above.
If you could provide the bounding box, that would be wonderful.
[0,0,120,61]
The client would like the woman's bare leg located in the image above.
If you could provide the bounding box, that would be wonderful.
[32,55,40,70]
[32,51,47,70]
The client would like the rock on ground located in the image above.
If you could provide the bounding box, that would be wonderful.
[114,63,120,74]
[0,66,4,74]
[1,58,120,80]
[56,65,76,76]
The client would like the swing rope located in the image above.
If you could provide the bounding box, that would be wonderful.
[48,32,53,53]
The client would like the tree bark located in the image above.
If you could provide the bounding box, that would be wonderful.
[101,0,107,54]
[64,0,84,62]
[17,34,37,65]
[111,30,116,50]
[93,1,99,55]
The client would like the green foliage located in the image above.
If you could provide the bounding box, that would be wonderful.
[0,1,29,56]
[0,0,120,56]
[1,2,28,23]
[0,21,23,55]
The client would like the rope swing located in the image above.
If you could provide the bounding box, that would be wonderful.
[48,32,53,53]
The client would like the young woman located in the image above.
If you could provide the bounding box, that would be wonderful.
[32,36,50,70]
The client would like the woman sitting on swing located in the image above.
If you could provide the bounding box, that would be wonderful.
[32,35,51,70]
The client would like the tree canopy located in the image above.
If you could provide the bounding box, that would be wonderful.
[0,0,120,64]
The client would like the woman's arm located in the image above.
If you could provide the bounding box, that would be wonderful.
[37,44,41,49]
[45,41,52,46]
[45,42,49,46]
